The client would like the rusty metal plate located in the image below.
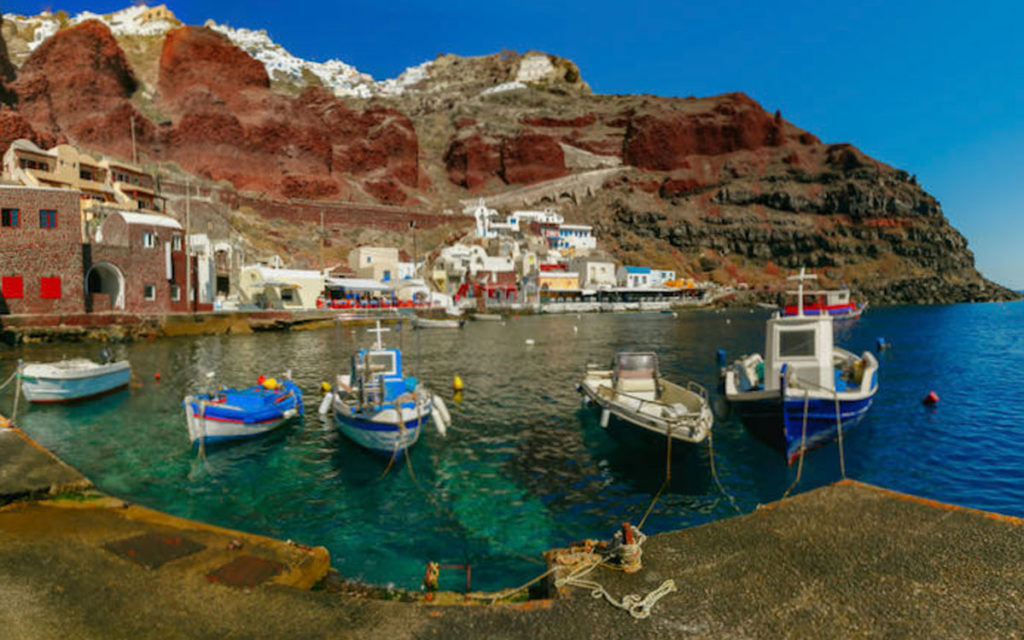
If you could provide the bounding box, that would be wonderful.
[206,555,285,588]
[104,532,205,569]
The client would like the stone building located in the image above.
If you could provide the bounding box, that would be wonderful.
[89,211,187,313]
[0,186,85,315]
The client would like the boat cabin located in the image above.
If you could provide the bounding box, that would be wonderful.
[763,313,834,392]
[351,348,412,405]
[612,352,660,400]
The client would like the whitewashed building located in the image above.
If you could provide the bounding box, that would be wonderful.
[617,266,652,289]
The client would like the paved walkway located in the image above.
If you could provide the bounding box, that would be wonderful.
[1,420,1021,638]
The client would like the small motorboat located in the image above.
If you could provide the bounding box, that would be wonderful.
[184,375,303,446]
[578,351,713,448]
[470,313,504,322]
[411,315,465,329]
[18,351,131,403]
[781,286,866,321]
[330,322,449,458]
[722,269,879,463]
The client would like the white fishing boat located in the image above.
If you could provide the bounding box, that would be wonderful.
[722,269,879,463]
[329,322,449,457]
[411,316,465,329]
[18,355,132,404]
[577,352,713,447]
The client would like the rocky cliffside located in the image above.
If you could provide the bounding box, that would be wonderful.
[0,8,1015,304]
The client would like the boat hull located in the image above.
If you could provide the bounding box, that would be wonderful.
[20,361,131,403]
[730,390,874,463]
[185,381,303,445]
[333,403,430,457]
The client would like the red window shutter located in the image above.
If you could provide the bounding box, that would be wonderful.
[2,276,24,298]
[40,276,61,299]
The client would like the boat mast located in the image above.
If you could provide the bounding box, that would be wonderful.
[787,267,817,317]
[367,320,388,350]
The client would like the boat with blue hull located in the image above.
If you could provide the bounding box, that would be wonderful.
[723,269,879,463]
[184,377,304,446]
[330,323,449,458]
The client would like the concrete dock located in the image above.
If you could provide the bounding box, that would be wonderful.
[1,419,1021,638]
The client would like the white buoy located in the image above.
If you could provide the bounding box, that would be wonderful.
[600,408,610,428]
[525,339,535,346]
[431,394,450,436]
[573,325,578,334]
[318,392,333,415]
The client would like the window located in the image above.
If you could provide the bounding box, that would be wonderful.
[143,284,156,300]
[2,276,23,298]
[39,210,57,229]
[280,289,295,302]
[80,169,93,181]
[367,352,396,376]
[1,208,18,227]
[172,235,182,251]
[142,231,155,248]
[39,277,61,299]
[170,284,181,301]
[779,330,816,357]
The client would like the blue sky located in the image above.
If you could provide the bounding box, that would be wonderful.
[7,0,1023,288]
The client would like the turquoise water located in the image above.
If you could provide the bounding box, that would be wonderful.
[4,301,1023,591]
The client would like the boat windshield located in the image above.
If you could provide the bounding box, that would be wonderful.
[615,353,658,378]
[779,329,816,357]
[366,352,397,377]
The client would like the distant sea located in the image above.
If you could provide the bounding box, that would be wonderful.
[6,300,1023,591]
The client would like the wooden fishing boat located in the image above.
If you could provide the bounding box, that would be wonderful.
[330,323,449,457]
[184,376,303,445]
[722,269,879,463]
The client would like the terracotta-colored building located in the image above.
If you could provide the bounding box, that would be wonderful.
[89,211,187,313]
[0,185,85,315]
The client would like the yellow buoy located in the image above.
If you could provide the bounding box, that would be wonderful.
[263,377,278,390]
[453,375,464,391]
[320,381,332,394]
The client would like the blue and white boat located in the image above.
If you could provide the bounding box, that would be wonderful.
[722,269,879,464]
[19,355,131,404]
[184,376,304,445]
[330,322,449,458]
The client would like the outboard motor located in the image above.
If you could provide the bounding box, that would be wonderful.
[99,346,113,364]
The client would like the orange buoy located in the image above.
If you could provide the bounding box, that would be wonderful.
[257,375,266,385]
[154,372,161,381]
[923,391,939,406]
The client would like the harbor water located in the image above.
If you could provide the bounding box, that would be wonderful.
[4,300,1023,592]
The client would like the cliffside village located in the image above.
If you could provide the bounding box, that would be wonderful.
[0,139,716,319]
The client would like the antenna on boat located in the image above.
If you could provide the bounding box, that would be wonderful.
[787,267,818,317]
[367,320,389,350]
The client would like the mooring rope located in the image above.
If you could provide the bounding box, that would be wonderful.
[637,424,673,529]
[707,426,743,515]
[0,367,18,392]
[782,389,811,500]
[834,391,846,479]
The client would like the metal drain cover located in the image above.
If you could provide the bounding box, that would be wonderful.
[104,532,205,569]
[206,555,285,588]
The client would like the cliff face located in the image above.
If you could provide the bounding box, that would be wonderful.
[0,11,1014,303]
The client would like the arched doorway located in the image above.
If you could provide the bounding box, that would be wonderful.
[85,262,125,311]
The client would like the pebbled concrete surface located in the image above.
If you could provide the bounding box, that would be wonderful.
[1,421,1021,639]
